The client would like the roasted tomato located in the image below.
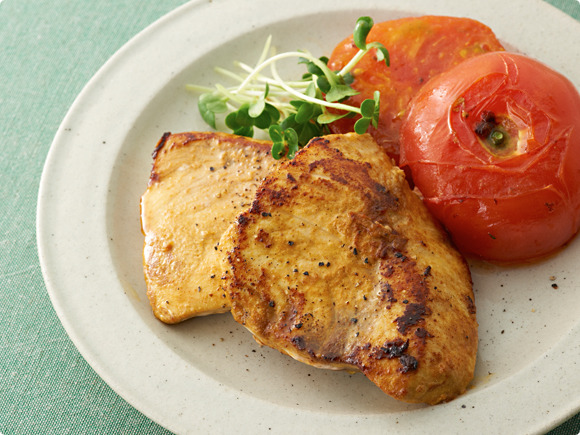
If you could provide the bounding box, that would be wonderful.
[327,15,504,163]
[400,51,580,262]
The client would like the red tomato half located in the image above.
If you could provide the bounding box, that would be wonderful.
[400,52,580,262]
[327,16,504,163]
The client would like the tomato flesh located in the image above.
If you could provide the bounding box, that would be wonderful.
[400,52,580,262]
[327,16,504,163]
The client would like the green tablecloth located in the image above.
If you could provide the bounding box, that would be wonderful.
[1,0,579,433]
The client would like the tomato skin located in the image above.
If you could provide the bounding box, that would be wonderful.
[400,51,580,262]
[327,16,504,163]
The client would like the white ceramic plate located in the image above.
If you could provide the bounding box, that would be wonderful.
[37,0,580,433]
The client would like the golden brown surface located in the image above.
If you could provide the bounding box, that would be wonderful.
[140,132,276,323]
[222,133,477,404]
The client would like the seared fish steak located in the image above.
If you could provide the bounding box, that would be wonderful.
[223,133,477,404]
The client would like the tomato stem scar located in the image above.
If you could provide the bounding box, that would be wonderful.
[490,129,505,147]
[474,111,511,153]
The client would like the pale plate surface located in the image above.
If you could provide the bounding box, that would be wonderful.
[37,0,580,433]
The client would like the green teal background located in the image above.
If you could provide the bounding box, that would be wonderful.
[0,0,579,433]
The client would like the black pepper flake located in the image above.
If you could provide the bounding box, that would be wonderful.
[326,262,331,267]
[209,166,215,171]
[210,274,215,279]
[402,299,409,304]
[423,265,432,277]
[288,241,294,246]
[552,283,559,289]
[318,262,325,267]
[351,318,358,324]
[363,295,367,301]
[303,271,309,276]
[394,252,407,261]
[295,322,303,329]
[353,248,358,256]
[261,212,272,217]
[293,268,298,273]
[364,258,369,264]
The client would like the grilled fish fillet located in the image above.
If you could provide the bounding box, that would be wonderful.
[222,133,477,404]
[140,131,276,323]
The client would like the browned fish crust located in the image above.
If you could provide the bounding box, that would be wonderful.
[223,133,477,404]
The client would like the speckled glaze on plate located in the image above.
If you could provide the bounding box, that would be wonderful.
[37,0,580,433]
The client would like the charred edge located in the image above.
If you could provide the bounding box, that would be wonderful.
[383,253,431,305]
[370,186,399,216]
[466,295,476,315]
[264,187,291,207]
[304,142,401,228]
[343,343,372,369]
[371,339,419,374]
[291,335,306,351]
[395,303,429,335]
[256,228,272,248]
[375,234,407,259]
[307,157,349,184]
[414,327,434,345]
[307,137,329,147]
[237,214,251,227]
[248,198,262,216]
[152,132,171,160]
[226,248,248,297]
[379,282,397,303]
[158,131,272,163]
[382,264,395,278]
[399,354,418,373]
[193,131,272,150]
[321,352,340,362]
[149,172,160,184]
[373,338,408,360]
